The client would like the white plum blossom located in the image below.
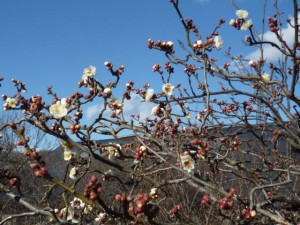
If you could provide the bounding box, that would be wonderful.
[214,36,223,50]
[5,97,17,108]
[196,40,202,45]
[95,212,108,224]
[106,144,121,159]
[162,83,175,95]
[82,65,96,83]
[180,154,195,173]
[248,60,256,67]
[49,98,68,119]
[151,106,159,116]
[193,39,202,48]
[109,98,123,115]
[145,89,154,102]
[70,197,85,210]
[84,204,93,214]
[60,207,79,223]
[229,19,235,26]
[103,87,112,95]
[69,167,79,180]
[241,20,253,30]
[149,187,158,198]
[64,149,73,161]
[262,73,271,81]
[151,106,164,117]
[236,9,249,19]
[167,41,174,47]
[186,112,192,119]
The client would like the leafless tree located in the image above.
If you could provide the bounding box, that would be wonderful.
[0,0,300,224]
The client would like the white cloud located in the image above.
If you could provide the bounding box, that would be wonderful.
[123,93,155,122]
[246,15,296,61]
[86,104,101,119]
[85,94,155,122]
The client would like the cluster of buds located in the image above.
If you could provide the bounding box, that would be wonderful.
[123,90,131,100]
[219,137,228,144]
[147,38,155,48]
[0,77,3,87]
[170,117,181,135]
[245,35,253,45]
[272,129,283,142]
[70,91,84,100]
[123,142,134,151]
[127,193,152,220]
[169,204,181,216]
[243,101,253,111]
[17,135,29,147]
[30,95,45,113]
[78,79,89,88]
[9,177,20,189]
[185,18,198,33]
[143,83,150,88]
[268,16,279,32]
[198,143,208,157]
[218,188,236,210]
[147,39,175,54]
[74,109,83,123]
[83,175,103,201]
[201,194,210,205]
[47,85,55,95]
[155,122,170,136]
[264,110,270,117]
[231,135,242,151]
[70,123,80,134]
[51,122,60,133]
[222,103,239,113]
[25,148,49,178]
[115,193,133,203]
[248,60,257,68]
[223,62,230,69]
[12,78,27,93]
[104,61,113,70]
[218,19,226,26]
[165,62,174,74]
[2,169,21,189]
[126,81,135,91]
[116,65,125,76]
[196,109,207,120]
[242,208,257,219]
[135,146,147,160]
[184,64,197,75]
[152,64,161,72]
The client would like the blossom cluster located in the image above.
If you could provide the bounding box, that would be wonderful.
[230,10,253,30]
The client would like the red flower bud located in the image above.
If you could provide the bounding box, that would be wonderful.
[9,122,17,130]
[90,175,97,184]
[19,126,25,135]
[89,191,98,201]
[30,163,39,169]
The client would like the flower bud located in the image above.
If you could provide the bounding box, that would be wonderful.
[90,175,98,184]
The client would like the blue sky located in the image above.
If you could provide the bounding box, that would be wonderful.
[0,0,293,123]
